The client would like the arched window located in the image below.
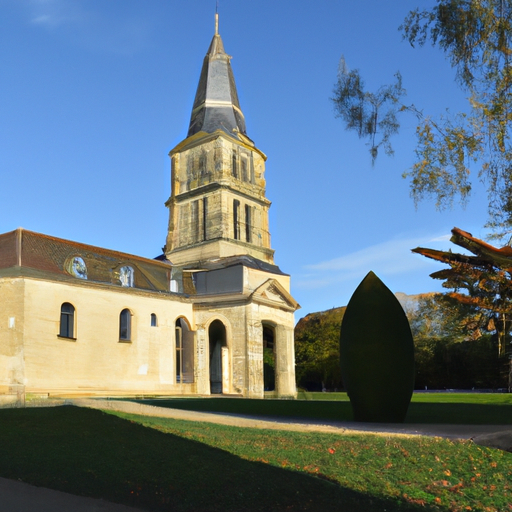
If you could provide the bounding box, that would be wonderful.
[59,302,75,338]
[232,149,238,178]
[245,204,252,243]
[241,155,248,181]
[263,324,276,392]
[202,197,208,241]
[175,318,194,384]
[249,153,255,183]
[199,149,207,175]
[175,320,183,383]
[233,199,240,240]
[150,313,157,327]
[119,309,132,341]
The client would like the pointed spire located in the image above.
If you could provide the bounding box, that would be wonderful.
[187,13,247,138]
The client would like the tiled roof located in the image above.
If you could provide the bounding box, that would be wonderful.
[0,230,18,269]
[0,228,171,292]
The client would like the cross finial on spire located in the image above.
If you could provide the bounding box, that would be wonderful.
[215,6,219,36]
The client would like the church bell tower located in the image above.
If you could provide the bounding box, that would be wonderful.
[165,14,274,267]
[163,15,298,399]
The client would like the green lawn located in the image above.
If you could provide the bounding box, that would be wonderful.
[0,404,510,511]
[137,392,512,425]
[297,392,512,405]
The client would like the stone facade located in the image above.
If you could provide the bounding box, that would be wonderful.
[0,16,298,401]
[166,133,272,266]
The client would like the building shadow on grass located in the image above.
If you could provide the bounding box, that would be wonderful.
[138,397,357,422]
[0,406,433,512]
[139,397,512,426]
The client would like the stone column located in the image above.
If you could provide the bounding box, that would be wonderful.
[245,312,264,398]
[195,325,210,395]
[221,346,230,394]
[275,324,297,398]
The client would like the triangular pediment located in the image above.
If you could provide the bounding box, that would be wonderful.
[250,279,300,312]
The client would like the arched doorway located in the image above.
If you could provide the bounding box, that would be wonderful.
[263,324,276,391]
[208,320,227,394]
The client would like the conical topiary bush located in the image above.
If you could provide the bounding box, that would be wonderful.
[340,271,415,422]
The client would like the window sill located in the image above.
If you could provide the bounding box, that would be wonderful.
[57,335,77,341]
[118,339,132,343]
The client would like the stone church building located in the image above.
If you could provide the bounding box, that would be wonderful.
[0,17,298,403]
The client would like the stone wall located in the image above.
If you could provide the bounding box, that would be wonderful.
[0,276,197,396]
[166,133,274,265]
[0,278,25,396]
[193,298,296,399]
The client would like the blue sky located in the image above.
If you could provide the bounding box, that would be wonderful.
[0,1,491,319]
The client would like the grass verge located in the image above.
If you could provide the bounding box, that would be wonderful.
[0,405,510,511]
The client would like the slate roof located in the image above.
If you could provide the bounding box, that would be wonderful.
[0,228,172,293]
[187,15,248,139]
[184,254,288,276]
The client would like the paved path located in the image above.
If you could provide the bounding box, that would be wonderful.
[1,399,511,511]
[0,477,146,512]
[72,398,512,440]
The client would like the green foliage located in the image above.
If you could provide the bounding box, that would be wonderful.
[407,294,508,389]
[404,112,477,212]
[263,347,276,391]
[408,293,477,343]
[414,229,512,390]
[333,1,512,238]
[414,332,506,389]
[296,290,507,392]
[331,56,405,164]
[402,0,512,90]
[402,0,512,237]
[294,307,345,391]
[340,271,415,422]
